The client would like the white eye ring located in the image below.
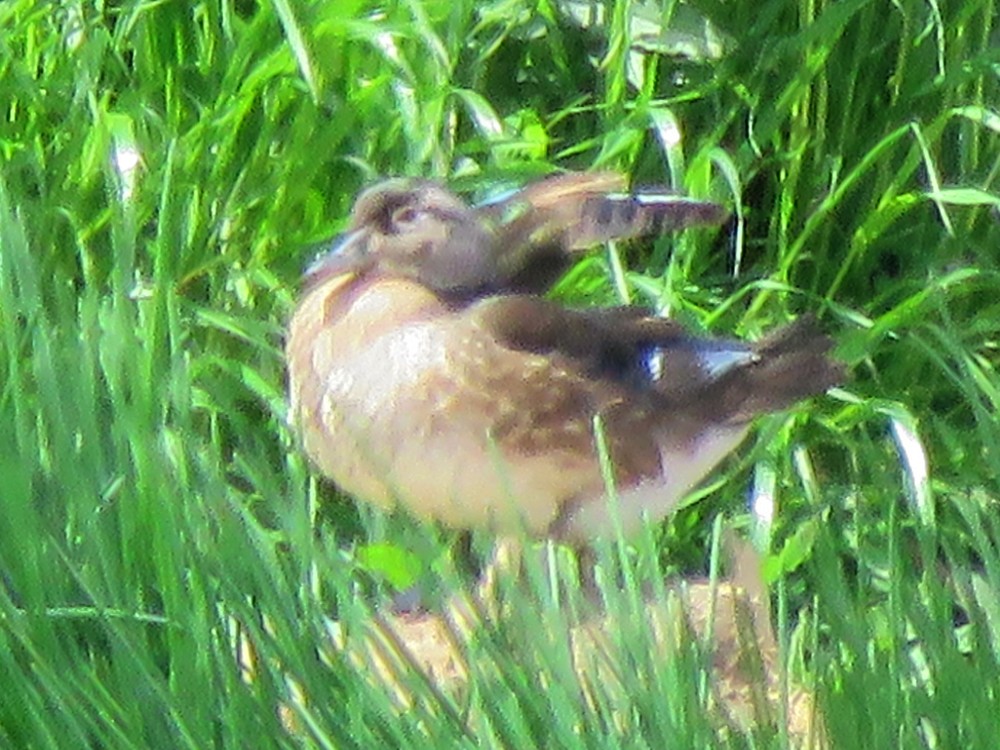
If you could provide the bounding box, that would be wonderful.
[392,206,422,226]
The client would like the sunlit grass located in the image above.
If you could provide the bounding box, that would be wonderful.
[2,0,1000,746]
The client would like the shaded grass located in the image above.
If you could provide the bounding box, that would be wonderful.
[2,0,1000,746]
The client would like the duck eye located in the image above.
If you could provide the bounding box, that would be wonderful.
[392,206,421,226]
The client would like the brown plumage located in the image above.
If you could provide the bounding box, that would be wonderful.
[286,173,843,543]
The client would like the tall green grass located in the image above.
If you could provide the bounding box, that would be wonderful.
[2,0,1000,746]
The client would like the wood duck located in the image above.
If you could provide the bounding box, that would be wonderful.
[286,173,843,544]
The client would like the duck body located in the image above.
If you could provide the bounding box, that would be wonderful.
[287,174,843,543]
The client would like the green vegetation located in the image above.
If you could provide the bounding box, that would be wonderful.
[2,0,999,746]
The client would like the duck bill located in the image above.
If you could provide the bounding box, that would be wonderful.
[302,228,373,291]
